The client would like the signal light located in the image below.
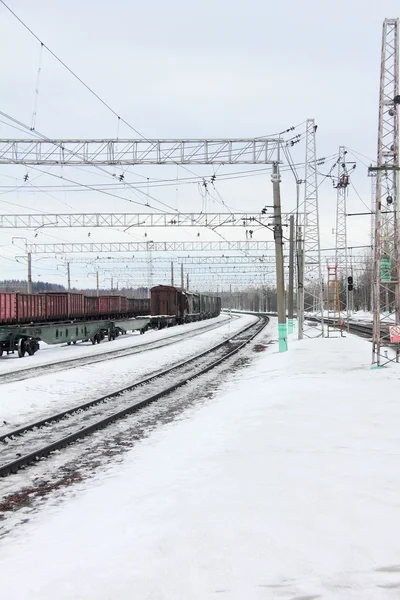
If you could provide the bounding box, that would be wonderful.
[348,275,353,292]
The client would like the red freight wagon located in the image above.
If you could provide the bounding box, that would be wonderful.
[0,292,48,324]
[0,292,17,324]
[98,295,123,314]
[67,293,85,317]
[84,295,99,316]
[41,293,68,320]
[98,296,111,314]
[17,293,45,322]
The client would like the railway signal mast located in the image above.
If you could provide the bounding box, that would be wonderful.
[334,147,356,328]
[370,18,400,367]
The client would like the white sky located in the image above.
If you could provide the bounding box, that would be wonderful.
[0,0,399,290]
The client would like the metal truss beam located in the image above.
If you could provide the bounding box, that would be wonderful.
[55,254,275,267]
[116,273,274,283]
[0,212,275,229]
[0,138,280,165]
[88,266,275,275]
[56,255,277,265]
[50,253,368,266]
[25,241,273,254]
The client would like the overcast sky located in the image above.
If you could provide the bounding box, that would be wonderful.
[0,0,399,289]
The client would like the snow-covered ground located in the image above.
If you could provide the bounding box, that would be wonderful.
[0,313,254,429]
[2,320,400,599]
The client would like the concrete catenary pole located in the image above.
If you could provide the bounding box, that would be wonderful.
[272,162,288,352]
[171,261,174,286]
[67,262,71,292]
[96,271,99,297]
[297,227,304,339]
[27,252,32,294]
[288,215,294,333]
[181,263,184,289]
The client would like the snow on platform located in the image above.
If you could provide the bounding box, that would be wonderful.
[1,326,400,598]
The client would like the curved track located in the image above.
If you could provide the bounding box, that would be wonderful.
[0,316,268,477]
[0,316,236,384]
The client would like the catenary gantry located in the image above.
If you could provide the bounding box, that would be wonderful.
[0,138,281,165]
[24,241,274,254]
[0,212,279,229]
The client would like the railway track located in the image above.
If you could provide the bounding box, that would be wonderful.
[306,317,392,340]
[0,315,268,477]
[0,316,236,385]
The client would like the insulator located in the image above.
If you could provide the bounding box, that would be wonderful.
[387,195,393,204]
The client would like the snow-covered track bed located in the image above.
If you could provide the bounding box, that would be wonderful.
[307,317,379,339]
[0,316,268,477]
[0,317,234,385]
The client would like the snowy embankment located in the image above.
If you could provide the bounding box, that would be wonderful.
[0,313,232,375]
[0,313,255,429]
[2,321,400,598]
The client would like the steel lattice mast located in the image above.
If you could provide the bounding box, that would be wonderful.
[334,146,356,324]
[301,118,324,336]
[335,147,348,270]
[371,18,400,367]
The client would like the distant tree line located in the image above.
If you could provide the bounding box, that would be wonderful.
[0,280,66,293]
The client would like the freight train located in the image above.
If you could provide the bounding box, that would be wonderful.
[150,285,221,326]
[0,286,221,357]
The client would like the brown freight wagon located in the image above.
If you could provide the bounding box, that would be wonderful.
[99,295,124,314]
[127,298,136,313]
[150,285,181,318]
[67,293,85,317]
[98,295,124,314]
[119,296,128,314]
[98,296,111,314]
[40,293,68,320]
[109,296,122,313]
[133,298,150,315]
[84,295,99,316]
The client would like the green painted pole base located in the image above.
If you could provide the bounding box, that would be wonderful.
[288,318,294,335]
[370,364,385,370]
[278,322,288,352]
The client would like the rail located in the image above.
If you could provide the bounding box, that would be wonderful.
[0,316,236,384]
[0,316,268,476]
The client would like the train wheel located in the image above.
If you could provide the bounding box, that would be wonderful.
[18,338,26,358]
